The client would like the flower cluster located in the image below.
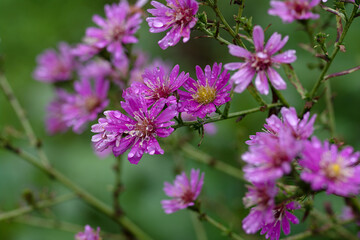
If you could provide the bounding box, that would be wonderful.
[242,106,360,239]
[92,62,231,163]
[242,107,316,239]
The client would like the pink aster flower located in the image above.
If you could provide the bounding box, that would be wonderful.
[242,131,302,183]
[76,0,142,61]
[268,0,321,23]
[146,0,199,49]
[260,202,300,240]
[247,107,316,145]
[75,225,101,240]
[225,25,296,95]
[33,42,75,83]
[161,169,204,214]
[91,93,177,164]
[242,182,278,234]
[178,62,231,118]
[130,64,189,105]
[47,76,109,134]
[299,137,360,196]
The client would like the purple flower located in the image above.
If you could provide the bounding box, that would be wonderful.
[268,0,321,23]
[76,0,142,61]
[146,0,199,49]
[242,131,301,183]
[247,107,316,145]
[161,169,204,214]
[91,93,177,164]
[299,137,360,196]
[178,63,231,118]
[75,225,101,240]
[225,25,296,95]
[46,89,71,135]
[47,77,109,134]
[242,182,278,234]
[131,64,189,105]
[260,202,300,240]
[33,42,75,83]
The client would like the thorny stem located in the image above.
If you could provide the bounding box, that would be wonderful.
[173,102,283,129]
[304,5,359,115]
[181,143,245,182]
[0,193,76,221]
[0,73,50,167]
[0,138,153,240]
[206,0,246,48]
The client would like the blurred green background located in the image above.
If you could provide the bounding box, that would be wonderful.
[1,0,360,239]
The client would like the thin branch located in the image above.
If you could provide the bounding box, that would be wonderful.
[0,73,50,167]
[15,215,126,240]
[0,193,75,221]
[173,103,283,129]
[0,138,153,240]
[181,143,245,182]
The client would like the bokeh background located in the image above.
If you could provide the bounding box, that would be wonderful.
[1,0,360,239]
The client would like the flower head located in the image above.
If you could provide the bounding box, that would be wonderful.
[225,25,296,95]
[161,169,204,214]
[147,0,199,49]
[299,137,360,196]
[76,0,142,61]
[268,0,321,23]
[242,131,302,183]
[46,76,109,134]
[75,225,101,240]
[247,107,316,145]
[242,182,278,234]
[179,62,231,118]
[260,202,300,240]
[33,42,75,83]
[91,93,177,164]
[131,64,189,105]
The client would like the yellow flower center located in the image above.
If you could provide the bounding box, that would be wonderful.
[193,85,216,105]
[327,163,342,179]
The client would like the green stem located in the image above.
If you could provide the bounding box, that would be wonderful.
[200,27,232,45]
[324,81,336,136]
[207,0,246,48]
[113,155,124,218]
[0,193,75,221]
[305,5,358,114]
[190,212,208,240]
[0,138,153,240]
[247,84,267,106]
[173,103,283,129]
[201,213,244,240]
[0,73,50,167]
[271,85,290,108]
[16,216,126,240]
[235,0,245,35]
[181,143,245,182]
